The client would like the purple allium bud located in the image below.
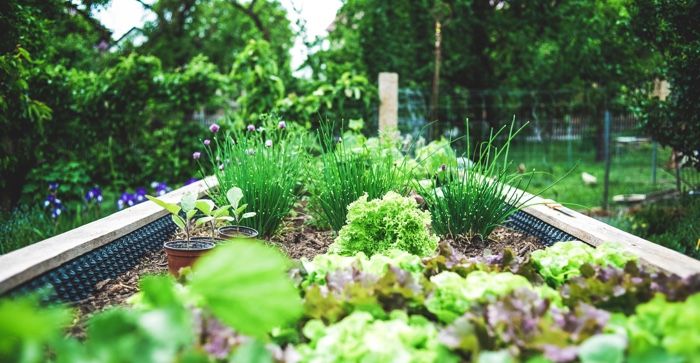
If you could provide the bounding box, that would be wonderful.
[265,140,273,148]
[203,139,211,146]
[439,164,447,172]
[247,124,256,132]
[193,151,202,160]
[209,123,220,133]
[278,121,287,129]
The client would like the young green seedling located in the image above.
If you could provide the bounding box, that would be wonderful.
[147,192,198,243]
[194,199,234,238]
[225,187,257,224]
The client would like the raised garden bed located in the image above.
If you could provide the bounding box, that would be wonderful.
[2,176,700,362]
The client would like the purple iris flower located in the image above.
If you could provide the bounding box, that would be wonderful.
[154,182,171,196]
[48,182,59,192]
[246,124,256,132]
[193,151,201,160]
[85,187,103,203]
[44,194,65,219]
[184,178,199,186]
[209,123,220,133]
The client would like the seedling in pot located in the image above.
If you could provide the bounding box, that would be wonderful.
[147,192,199,243]
[216,187,259,239]
[147,192,214,276]
[194,199,234,239]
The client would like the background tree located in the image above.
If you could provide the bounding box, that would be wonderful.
[632,0,700,168]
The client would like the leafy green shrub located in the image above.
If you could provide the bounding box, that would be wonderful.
[311,127,411,232]
[531,241,636,286]
[298,311,456,363]
[420,122,554,240]
[328,192,438,257]
[0,207,51,254]
[204,119,307,237]
[414,138,458,177]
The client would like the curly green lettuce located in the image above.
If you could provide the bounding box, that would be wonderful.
[298,310,457,363]
[425,271,534,323]
[300,249,424,286]
[531,241,636,286]
[328,192,439,257]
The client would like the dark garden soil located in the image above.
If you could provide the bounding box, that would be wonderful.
[69,204,543,336]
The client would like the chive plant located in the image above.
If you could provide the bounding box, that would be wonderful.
[310,125,412,232]
[421,121,552,241]
[202,122,307,237]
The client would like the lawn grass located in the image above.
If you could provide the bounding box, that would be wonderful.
[507,140,676,210]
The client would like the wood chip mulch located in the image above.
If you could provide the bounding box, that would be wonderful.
[445,226,545,259]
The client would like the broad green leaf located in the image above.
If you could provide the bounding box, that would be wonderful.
[146,195,181,215]
[579,334,626,363]
[194,200,215,215]
[230,339,273,363]
[181,193,197,213]
[226,187,243,209]
[213,207,230,218]
[196,216,215,226]
[172,215,186,231]
[241,212,256,219]
[235,205,248,216]
[217,216,234,222]
[186,209,197,220]
[189,241,302,338]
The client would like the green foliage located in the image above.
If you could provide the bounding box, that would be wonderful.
[420,123,542,240]
[531,241,637,287]
[205,120,307,237]
[298,311,457,363]
[632,0,700,168]
[329,192,438,257]
[621,294,700,363]
[414,138,458,177]
[311,127,411,232]
[0,294,71,363]
[230,40,286,125]
[425,271,533,323]
[189,240,303,338]
[0,207,51,254]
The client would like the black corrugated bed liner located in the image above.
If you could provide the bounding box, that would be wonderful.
[6,216,176,303]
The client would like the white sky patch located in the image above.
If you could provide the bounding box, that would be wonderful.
[93,0,341,74]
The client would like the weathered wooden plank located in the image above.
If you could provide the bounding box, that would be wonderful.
[0,177,218,295]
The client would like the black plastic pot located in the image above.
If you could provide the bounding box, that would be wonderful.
[217,225,259,239]
[163,240,216,276]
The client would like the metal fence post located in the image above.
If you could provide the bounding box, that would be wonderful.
[603,110,611,210]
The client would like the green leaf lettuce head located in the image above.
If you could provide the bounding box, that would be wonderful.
[531,241,636,286]
[622,293,700,363]
[425,271,534,323]
[300,249,423,286]
[298,310,457,363]
[189,240,303,338]
[328,192,439,257]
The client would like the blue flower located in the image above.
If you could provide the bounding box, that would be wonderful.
[184,178,199,186]
[48,182,59,192]
[154,182,171,196]
[85,187,103,204]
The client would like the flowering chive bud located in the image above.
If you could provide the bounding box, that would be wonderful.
[265,140,273,148]
[257,127,264,132]
[439,164,447,172]
[209,123,220,133]
[203,139,211,146]
[278,121,286,129]
[193,151,202,160]
[247,124,256,132]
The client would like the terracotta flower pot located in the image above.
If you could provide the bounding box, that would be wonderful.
[163,240,215,276]
[217,225,259,239]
